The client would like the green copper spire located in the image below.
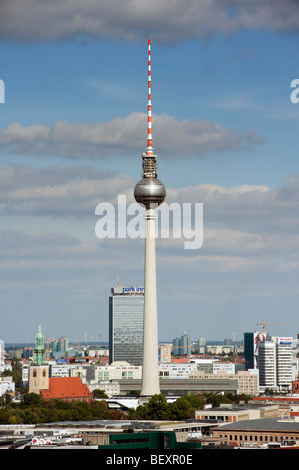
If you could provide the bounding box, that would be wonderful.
[32,322,46,365]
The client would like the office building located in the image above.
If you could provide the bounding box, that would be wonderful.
[258,336,293,392]
[244,331,268,370]
[109,286,144,366]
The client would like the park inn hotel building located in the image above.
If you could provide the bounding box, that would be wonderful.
[109,286,144,366]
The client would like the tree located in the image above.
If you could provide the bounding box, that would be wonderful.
[11,358,22,387]
[204,393,233,407]
[92,389,108,399]
[183,394,204,410]
[134,394,170,420]
[20,393,45,407]
[169,397,194,420]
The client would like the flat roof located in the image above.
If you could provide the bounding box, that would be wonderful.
[215,417,299,432]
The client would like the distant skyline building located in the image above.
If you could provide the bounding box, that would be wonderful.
[134,39,166,400]
[195,338,207,354]
[109,285,144,366]
[51,337,69,358]
[172,333,191,356]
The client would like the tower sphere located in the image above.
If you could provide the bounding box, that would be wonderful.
[134,176,166,209]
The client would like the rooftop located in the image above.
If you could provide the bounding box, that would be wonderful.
[216,417,299,432]
[40,377,92,400]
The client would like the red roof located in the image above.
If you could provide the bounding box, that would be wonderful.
[252,396,299,403]
[40,377,92,400]
[171,357,190,363]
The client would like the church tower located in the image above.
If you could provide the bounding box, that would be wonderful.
[29,322,49,395]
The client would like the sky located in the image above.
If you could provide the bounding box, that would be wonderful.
[1,0,299,344]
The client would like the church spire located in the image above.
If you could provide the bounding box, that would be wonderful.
[32,322,46,365]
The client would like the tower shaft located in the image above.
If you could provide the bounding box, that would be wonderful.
[141,208,160,397]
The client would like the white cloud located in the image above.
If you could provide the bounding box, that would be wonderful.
[1,165,299,272]
[1,166,299,239]
[0,112,264,159]
[0,165,134,219]
[1,0,298,43]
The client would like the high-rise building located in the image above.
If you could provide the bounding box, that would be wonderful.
[244,331,267,370]
[134,39,166,400]
[109,286,144,366]
[275,337,293,390]
[258,336,293,392]
[172,333,191,356]
[51,337,69,358]
[244,332,255,370]
[257,340,276,388]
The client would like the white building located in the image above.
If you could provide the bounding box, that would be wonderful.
[159,344,172,363]
[276,337,293,389]
[0,340,7,374]
[0,377,15,396]
[69,361,142,397]
[159,363,198,379]
[213,362,235,375]
[189,369,259,396]
[258,336,293,392]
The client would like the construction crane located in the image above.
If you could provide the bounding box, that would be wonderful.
[255,320,291,333]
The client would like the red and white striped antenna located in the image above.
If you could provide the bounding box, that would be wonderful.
[146,38,153,155]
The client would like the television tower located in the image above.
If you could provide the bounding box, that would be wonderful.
[134,39,166,400]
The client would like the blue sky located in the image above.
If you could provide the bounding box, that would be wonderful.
[1,0,299,344]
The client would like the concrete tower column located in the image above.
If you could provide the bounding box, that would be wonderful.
[141,208,160,397]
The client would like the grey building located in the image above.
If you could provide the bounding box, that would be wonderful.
[51,337,69,358]
[109,286,144,366]
[172,333,191,356]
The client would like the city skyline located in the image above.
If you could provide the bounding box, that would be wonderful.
[1,1,299,343]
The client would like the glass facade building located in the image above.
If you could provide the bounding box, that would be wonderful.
[244,332,254,370]
[109,286,144,366]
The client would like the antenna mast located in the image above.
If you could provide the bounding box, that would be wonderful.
[146,39,153,155]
